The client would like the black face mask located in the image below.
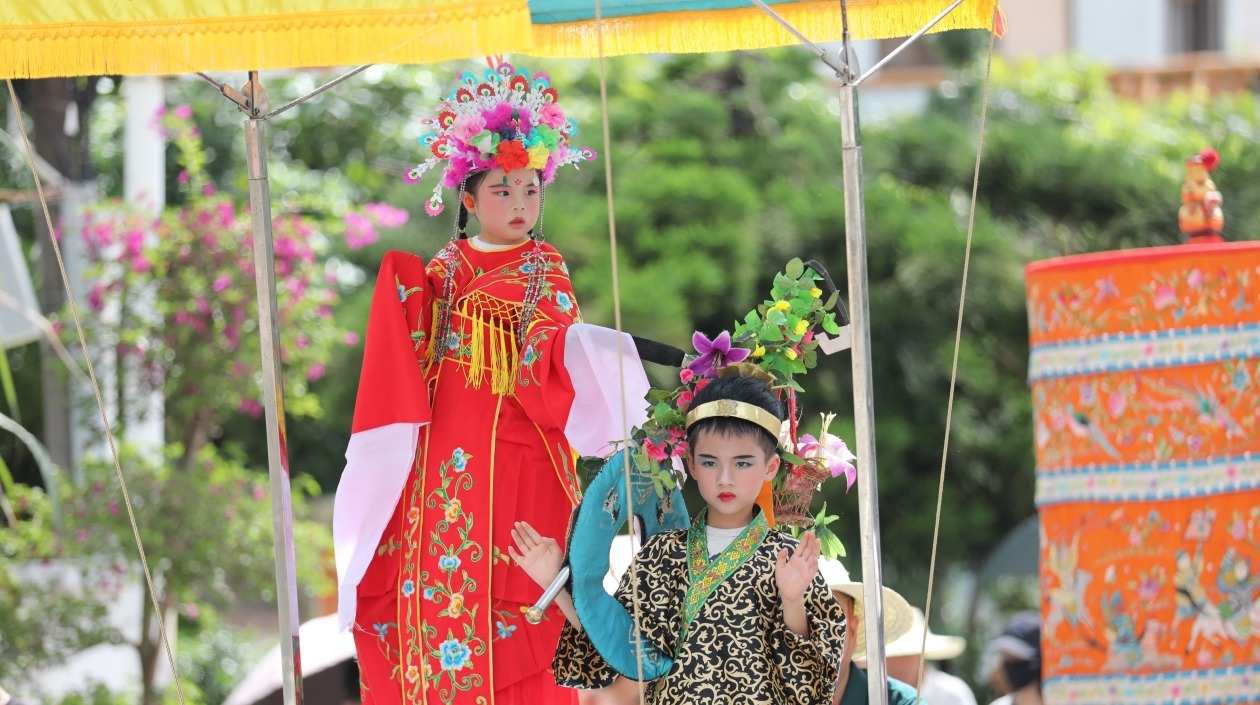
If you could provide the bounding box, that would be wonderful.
[1002,659,1041,692]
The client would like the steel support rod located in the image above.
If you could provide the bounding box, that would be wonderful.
[839,78,889,705]
[245,115,304,705]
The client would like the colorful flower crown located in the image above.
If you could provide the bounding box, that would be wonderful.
[404,63,597,216]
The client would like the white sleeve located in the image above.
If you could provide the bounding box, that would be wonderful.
[332,422,423,632]
[562,323,651,458]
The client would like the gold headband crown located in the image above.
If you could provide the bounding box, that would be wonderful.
[684,399,783,439]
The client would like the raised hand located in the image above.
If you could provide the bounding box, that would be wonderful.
[775,530,821,606]
[509,521,564,590]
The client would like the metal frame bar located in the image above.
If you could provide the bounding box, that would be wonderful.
[196,62,398,705]
[744,2,969,704]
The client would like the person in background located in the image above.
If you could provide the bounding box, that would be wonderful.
[820,558,927,705]
[986,612,1042,705]
[882,608,977,705]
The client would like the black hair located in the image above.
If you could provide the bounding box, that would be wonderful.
[455,171,491,238]
[685,374,784,459]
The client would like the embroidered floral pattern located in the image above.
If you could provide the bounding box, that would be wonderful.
[400,447,486,703]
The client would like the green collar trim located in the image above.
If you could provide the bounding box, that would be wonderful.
[678,507,770,648]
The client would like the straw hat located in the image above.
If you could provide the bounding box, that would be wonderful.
[885,607,967,660]
[819,558,914,660]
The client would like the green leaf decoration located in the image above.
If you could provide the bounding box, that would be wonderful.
[785,258,805,279]
[822,313,841,335]
[780,450,805,466]
[804,351,817,369]
[824,291,839,311]
[745,310,761,327]
[759,323,784,342]
[766,309,787,326]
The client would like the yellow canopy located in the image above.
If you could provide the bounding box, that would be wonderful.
[527,0,999,59]
[0,0,997,79]
[0,0,533,79]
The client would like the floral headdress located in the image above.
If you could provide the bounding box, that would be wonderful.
[404,62,596,216]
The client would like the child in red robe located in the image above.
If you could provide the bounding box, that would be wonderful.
[333,63,649,705]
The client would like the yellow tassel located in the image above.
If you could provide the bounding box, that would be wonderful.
[490,320,519,397]
[467,310,486,390]
[528,0,998,58]
[0,1,532,80]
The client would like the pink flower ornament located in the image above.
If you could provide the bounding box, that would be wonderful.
[449,114,487,144]
[539,103,566,129]
[797,413,857,491]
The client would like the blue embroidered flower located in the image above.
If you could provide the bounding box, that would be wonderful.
[439,638,471,671]
[452,448,467,471]
[496,620,517,639]
[560,262,570,275]
[438,555,461,572]
[1233,369,1251,392]
[556,292,573,314]
[520,261,535,275]
[446,333,461,351]
[522,345,539,366]
[401,580,415,597]
[423,588,435,600]
[373,622,390,641]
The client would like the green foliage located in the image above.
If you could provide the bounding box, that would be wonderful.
[175,625,257,705]
[0,484,120,687]
[61,444,333,609]
[73,49,1260,610]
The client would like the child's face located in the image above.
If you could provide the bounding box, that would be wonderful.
[465,167,540,244]
[688,429,779,528]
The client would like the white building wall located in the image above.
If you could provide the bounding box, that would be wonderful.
[1223,0,1260,58]
[1071,0,1168,65]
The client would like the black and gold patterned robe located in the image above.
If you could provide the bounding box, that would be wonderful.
[553,513,847,704]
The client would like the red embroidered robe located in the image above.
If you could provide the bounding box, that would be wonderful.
[350,239,587,705]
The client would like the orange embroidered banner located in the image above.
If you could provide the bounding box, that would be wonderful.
[1027,242,1260,705]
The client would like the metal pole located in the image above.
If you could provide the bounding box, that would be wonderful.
[245,111,304,705]
[838,38,890,705]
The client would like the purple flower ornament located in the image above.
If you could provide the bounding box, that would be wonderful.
[689,330,751,378]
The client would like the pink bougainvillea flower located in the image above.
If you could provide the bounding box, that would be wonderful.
[344,211,380,250]
[239,398,263,417]
[364,203,410,229]
[343,331,361,346]
[307,363,326,381]
[174,104,193,120]
[212,274,232,293]
[688,330,751,378]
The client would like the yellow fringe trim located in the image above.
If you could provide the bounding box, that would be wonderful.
[460,307,519,397]
[526,0,997,58]
[0,2,531,79]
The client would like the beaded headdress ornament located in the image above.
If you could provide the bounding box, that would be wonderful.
[404,62,596,217]
[406,63,596,351]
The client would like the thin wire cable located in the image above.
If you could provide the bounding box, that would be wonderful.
[912,17,997,705]
[5,80,187,705]
[593,0,648,701]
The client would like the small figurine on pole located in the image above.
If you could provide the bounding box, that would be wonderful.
[1178,147,1224,244]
